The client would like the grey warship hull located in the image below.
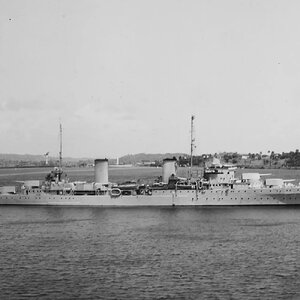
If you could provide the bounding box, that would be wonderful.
[1,187,300,206]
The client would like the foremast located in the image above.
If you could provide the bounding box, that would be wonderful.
[190,115,195,178]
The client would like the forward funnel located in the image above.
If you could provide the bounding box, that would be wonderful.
[162,158,177,183]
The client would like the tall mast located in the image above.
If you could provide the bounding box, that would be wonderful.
[190,115,195,178]
[59,122,62,169]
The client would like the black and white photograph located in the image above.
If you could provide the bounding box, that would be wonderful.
[0,0,299,299]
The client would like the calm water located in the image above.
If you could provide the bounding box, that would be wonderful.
[0,206,300,299]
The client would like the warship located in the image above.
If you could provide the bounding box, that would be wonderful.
[1,119,300,206]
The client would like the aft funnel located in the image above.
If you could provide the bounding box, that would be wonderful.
[94,159,109,183]
[162,158,177,183]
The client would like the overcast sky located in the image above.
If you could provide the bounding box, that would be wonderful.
[1,0,300,158]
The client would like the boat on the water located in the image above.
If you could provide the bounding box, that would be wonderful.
[1,157,300,206]
[1,118,300,206]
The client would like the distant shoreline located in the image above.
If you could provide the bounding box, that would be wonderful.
[1,165,300,170]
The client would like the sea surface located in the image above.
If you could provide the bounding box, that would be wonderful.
[1,206,300,299]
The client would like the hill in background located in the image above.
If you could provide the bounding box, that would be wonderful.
[119,153,187,165]
[0,153,92,168]
[2,151,299,169]
[0,153,187,168]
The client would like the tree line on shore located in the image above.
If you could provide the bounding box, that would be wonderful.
[177,150,300,168]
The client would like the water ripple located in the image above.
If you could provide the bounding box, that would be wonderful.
[0,207,299,299]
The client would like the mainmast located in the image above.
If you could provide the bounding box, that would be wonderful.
[190,115,195,178]
[59,122,62,170]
